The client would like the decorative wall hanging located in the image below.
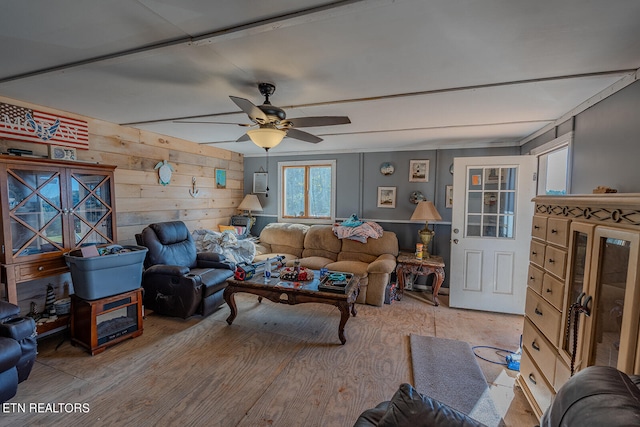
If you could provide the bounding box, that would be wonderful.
[409,191,426,204]
[377,186,396,208]
[215,169,227,189]
[189,177,200,198]
[154,160,174,186]
[0,102,89,149]
[49,145,76,161]
[253,172,268,194]
[380,162,395,175]
[409,160,429,182]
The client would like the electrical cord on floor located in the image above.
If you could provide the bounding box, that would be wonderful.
[472,335,522,370]
[471,345,510,366]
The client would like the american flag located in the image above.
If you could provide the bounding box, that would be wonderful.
[0,102,89,149]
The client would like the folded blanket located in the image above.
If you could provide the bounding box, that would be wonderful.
[192,229,256,265]
[332,221,384,243]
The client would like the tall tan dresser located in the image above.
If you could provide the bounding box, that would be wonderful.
[518,194,640,419]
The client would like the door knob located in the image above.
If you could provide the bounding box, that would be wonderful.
[453,239,459,244]
[453,228,459,234]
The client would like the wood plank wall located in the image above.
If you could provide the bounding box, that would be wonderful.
[0,96,244,309]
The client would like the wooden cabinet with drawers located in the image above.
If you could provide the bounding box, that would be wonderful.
[0,155,117,306]
[518,194,640,419]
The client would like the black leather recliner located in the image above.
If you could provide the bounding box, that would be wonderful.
[0,301,37,403]
[540,365,640,426]
[137,221,235,319]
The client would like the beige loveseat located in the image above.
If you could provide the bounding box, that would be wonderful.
[253,223,399,306]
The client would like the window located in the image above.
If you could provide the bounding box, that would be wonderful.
[465,166,517,238]
[278,160,336,223]
[531,132,572,195]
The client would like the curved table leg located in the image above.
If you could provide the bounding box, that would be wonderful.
[432,267,445,306]
[337,302,351,345]
[395,265,404,301]
[224,287,237,325]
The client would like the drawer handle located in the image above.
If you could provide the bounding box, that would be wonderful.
[529,276,535,281]
[535,308,543,316]
[532,251,537,255]
[531,341,540,351]
[528,374,537,385]
[38,266,45,271]
[551,229,557,234]
[534,225,540,230]
[546,288,552,293]
[548,258,555,264]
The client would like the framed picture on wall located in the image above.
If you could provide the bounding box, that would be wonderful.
[446,185,453,208]
[377,186,396,208]
[215,169,227,189]
[253,172,268,193]
[409,160,429,182]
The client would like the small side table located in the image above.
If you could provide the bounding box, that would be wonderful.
[71,288,143,355]
[395,252,445,306]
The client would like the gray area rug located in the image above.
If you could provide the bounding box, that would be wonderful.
[410,334,505,427]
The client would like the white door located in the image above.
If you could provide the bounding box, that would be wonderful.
[449,155,536,314]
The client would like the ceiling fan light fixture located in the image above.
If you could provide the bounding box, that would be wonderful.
[247,128,286,149]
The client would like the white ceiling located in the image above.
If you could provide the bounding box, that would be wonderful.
[1,0,639,156]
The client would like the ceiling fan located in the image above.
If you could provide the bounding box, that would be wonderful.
[177,83,351,150]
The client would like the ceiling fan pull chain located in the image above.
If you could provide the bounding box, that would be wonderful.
[265,148,269,197]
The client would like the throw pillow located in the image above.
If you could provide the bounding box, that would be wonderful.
[219,225,237,234]
[378,383,486,427]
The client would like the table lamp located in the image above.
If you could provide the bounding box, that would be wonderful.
[410,201,442,256]
[237,194,263,231]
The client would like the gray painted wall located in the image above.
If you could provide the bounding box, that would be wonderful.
[522,79,640,194]
[244,146,518,288]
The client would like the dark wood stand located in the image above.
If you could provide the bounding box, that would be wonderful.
[395,252,445,305]
[70,289,143,355]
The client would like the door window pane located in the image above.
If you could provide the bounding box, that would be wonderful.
[465,166,517,239]
[468,193,483,213]
[467,215,481,237]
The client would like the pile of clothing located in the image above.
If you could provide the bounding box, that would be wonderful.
[192,229,256,264]
[332,214,384,243]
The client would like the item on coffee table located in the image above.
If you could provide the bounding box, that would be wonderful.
[280,266,314,281]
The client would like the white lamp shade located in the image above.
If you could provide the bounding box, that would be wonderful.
[238,194,263,212]
[247,128,286,149]
[410,201,442,222]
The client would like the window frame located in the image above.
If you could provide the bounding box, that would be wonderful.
[530,131,573,196]
[277,159,336,224]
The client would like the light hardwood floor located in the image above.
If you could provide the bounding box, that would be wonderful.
[6,292,538,426]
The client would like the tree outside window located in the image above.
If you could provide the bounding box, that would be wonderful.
[279,160,335,222]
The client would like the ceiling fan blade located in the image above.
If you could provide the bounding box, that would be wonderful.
[173,120,249,126]
[229,96,268,122]
[236,133,251,142]
[287,116,351,127]
[286,128,322,143]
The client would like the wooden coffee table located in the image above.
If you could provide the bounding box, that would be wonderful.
[224,271,360,344]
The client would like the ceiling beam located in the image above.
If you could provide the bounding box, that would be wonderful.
[122,69,635,126]
[0,0,388,85]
